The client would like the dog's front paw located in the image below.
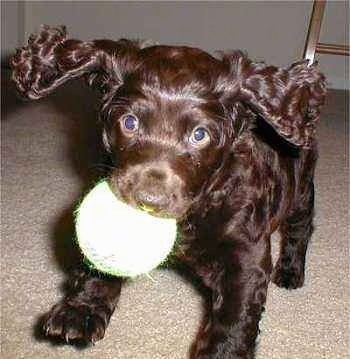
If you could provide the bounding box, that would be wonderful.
[192,334,253,359]
[42,299,110,344]
[272,260,305,289]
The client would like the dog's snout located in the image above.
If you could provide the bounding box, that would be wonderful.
[146,168,167,181]
[135,190,168,212]
[114,162,187,217]
[134,167,171,211]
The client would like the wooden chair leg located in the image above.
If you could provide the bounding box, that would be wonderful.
[303,0,327,63]
[304,0,349,64]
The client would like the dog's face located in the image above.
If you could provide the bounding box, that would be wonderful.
[104,47,234,219]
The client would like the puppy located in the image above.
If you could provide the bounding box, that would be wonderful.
[11,26,326,358]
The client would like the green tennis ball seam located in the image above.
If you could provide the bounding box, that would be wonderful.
[76,225,181,278]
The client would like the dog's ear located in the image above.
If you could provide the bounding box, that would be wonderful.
[10,25,146,100]
[219,51,327,148]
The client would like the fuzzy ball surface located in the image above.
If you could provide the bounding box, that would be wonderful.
[75,181,177,277]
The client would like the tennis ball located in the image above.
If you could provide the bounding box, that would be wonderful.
[75,180,177,278]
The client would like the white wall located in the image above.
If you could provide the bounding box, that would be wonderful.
[2,1,349,89]
[22,1,312,67]
[1,1,24,59]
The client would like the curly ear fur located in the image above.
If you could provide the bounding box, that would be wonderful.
[10,25,149,100]
[221,51,327,148]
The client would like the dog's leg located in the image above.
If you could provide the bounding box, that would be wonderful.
[272,180,315,289]
[42,268,123,344]
[193,238,272,359]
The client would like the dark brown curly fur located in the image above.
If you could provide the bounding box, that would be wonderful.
[11,26,326,358]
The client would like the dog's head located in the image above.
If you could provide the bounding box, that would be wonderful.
[11,26,326,219]
[100,45,239,218]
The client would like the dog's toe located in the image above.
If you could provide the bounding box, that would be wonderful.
[272,261,305,289]
[42,301,107,345]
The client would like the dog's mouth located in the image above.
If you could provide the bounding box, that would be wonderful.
[134,202,173,218]
[134,192,191,220]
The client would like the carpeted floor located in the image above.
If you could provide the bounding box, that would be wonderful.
[1,70,349,359]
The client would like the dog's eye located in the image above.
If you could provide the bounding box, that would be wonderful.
[121,114,139,134]
[189,127,210,147]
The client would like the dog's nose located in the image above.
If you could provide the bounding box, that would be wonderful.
[135,190,168,213]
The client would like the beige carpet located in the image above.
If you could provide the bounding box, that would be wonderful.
[1,70,349,359]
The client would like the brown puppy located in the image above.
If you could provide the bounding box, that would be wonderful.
[11,26,326,359]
